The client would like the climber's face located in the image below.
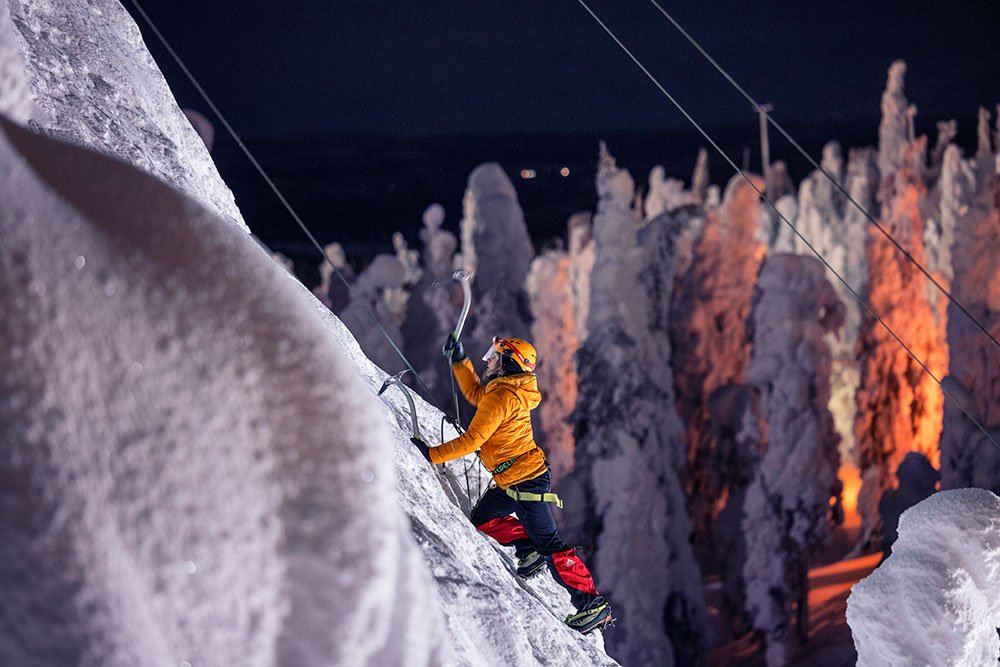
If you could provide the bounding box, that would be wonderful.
[485,350,502,377]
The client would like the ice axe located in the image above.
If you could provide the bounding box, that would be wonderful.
[433,270,475,428]
[377,369,423,444]
[433,269,474,343]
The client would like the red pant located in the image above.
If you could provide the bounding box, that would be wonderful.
[471,472,598,608]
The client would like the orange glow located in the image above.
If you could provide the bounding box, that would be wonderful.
[838,464,862,527]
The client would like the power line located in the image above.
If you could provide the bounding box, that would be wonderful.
[125,0,450,418]
[573,0,1000,454]
[647,0,1000,355]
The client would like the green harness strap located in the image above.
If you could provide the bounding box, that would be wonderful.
[505,488,564,509]
[491,456,520,476]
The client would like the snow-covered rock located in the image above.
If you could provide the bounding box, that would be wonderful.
[4,0,245,231]
[847,488,1000,666]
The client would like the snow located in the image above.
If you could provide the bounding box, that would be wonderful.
[742,254,845,667]
[0,3,619,665]
[847,488,1000,666]
[5,0,246,231]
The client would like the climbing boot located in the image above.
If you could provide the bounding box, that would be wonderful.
[564,596,612,634]
[516,551,546,578]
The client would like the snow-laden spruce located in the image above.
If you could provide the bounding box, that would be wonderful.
[847,488,1000,666]
[938,126,1000,494]
[458,162,535,360]
[563,143,708,666]
[742,254,844,667]
[670,170,765,565]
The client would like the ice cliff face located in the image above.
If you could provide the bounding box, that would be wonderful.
[0,3,618,665]
[847,488,1000,667]
[5,0,245,231]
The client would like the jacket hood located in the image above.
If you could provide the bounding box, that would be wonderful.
[488,373,541,410]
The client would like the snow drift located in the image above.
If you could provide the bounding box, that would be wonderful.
[0,2,618,665]
[847,488,1000,666]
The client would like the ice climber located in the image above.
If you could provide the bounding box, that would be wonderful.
[410,335,612,634]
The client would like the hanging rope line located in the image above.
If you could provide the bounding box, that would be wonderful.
[126,0,450,419]
[573,0,1000,454]
[647,0,1000,355]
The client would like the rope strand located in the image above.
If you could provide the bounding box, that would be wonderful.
[573,0,1000,455]
[647,0,1000,355]
[126,0,447,415]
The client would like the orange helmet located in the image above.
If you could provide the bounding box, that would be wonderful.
[482,336,537,372]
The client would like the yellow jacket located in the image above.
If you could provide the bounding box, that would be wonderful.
[429,358,547,488]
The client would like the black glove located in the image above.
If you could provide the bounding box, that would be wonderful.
[410,436,432,463]
[442,334,466,363]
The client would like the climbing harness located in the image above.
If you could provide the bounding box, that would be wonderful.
[505,488,564,510]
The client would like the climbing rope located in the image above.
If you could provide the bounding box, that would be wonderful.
[574,0,1000,455]
[646,0,1000,355]
[126,0,450,419]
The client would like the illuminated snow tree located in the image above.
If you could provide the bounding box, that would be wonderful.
[564,144,708,666]
[669,171,765,554]
[854,61,947,551]
[742,254,845,667]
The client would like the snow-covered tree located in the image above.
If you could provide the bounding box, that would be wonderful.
[939,145,1000,493]
[337,254,409,372]
[742,254,845,667]
[526,215,594,484]
[563,143,707,666]
[670,171,765,553]
[458,162,534,359]
[707,383,763,639]
[854,64,947,551]
[848,489,1000,667]
[312,241,353,313]
[401,204,461,407]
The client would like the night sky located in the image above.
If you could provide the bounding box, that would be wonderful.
[123,1,1000,261]
[128,0,999,138]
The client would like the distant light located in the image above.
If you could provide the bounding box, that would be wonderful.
[560,167,570,177]
[74,256,86,270]
[520,168,537,179]
[184,561,197,574]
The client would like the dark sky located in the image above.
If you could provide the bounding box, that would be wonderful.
[127,0,1000,139]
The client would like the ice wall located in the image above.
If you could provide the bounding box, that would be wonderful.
[4,0,245,231]
[742,255,844,667]
[847,488,1000,666]
[563,144,707,666]
[0,4,621,664]
[670,172,765,554]
[0,114,447,667]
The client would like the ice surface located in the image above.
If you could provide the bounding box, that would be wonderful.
[5,0,246,231]
[0,1,30,122]
[0,114,447,666]
[847,488,1000,666]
